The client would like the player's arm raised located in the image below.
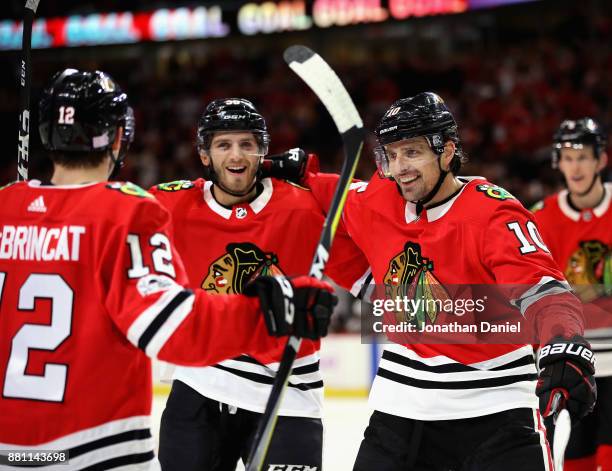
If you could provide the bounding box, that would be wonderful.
[102,198,337,366]
[482,201,596,422]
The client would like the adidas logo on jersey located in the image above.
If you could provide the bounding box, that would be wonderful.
[27,196,47,213]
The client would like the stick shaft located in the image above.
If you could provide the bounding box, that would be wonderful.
[17,4,38,181]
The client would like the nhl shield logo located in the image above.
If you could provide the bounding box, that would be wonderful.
[235,207,248,219]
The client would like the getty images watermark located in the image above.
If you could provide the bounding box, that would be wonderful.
[359,284,610,344]
[370,295,521,334]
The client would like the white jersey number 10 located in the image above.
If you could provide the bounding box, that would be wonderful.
[506,221,550,255]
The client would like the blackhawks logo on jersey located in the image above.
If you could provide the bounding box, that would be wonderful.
[202,242,284,295]
[106,182,153,199]
[565,240,612,302]
[476,184,516,201]
[156,180,195,192]
[383,242,451,328]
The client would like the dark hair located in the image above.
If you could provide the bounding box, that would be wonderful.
[443,129,468,175]
[48,150,108,169]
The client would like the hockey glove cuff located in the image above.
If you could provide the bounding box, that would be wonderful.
[536,335,597,422]
[245,275,337,339]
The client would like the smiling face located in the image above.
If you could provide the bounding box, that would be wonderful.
[200,131,262,196]
[558,145,606,195]
[385,136,445,202]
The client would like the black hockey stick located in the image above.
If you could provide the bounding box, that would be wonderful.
[245,45,364,471]
[17,0,40,181]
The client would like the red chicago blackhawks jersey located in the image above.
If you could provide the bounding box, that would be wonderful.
[533,183,612,375]
[306,173,583,420]
[0,180,276,469]
[150,177,369,418]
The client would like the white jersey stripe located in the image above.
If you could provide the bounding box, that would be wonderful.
[144,292,195,358]
[174,350,324,418]
[378,357,536,383]
[0,416,156,471]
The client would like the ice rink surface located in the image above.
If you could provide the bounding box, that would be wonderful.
[152,395,371,470]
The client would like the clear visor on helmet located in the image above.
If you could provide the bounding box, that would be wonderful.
[374,134,444,179]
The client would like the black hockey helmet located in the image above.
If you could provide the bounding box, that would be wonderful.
[196,98,270,155]
[552,117,606,169]
[39,69,131,158]
[118,106,135,160]
[374,92,461,178]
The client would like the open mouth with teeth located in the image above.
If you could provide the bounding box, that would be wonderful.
[399,175,420,185]
[227,166,247,175]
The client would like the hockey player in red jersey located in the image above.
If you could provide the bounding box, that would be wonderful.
[532,118,611,471]
[0,70,338,471]
[151,98,369,471]
[281,92,597,470]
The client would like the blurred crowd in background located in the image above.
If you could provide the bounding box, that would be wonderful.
[0,0,610,331]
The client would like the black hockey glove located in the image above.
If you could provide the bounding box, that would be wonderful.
[244,275,337,340]
[536,335,597,422]
[262,148,319,184]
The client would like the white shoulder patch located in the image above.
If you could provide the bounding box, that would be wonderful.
[137,274,178,297]
[350,181,368,193]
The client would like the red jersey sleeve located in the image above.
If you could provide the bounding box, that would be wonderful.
[102,198,275,366]
[482,201,584,343]
[324,223,371,295]
[300,173,371,294]
[303,171,341,213]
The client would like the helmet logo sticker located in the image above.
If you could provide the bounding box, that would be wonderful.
[92,132,110,149]
[99,75,116,92]
[432,135,443,147]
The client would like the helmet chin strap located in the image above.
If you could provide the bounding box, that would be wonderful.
[571,173,600,198]
[107,150,123,179]
[413,159,448,216]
